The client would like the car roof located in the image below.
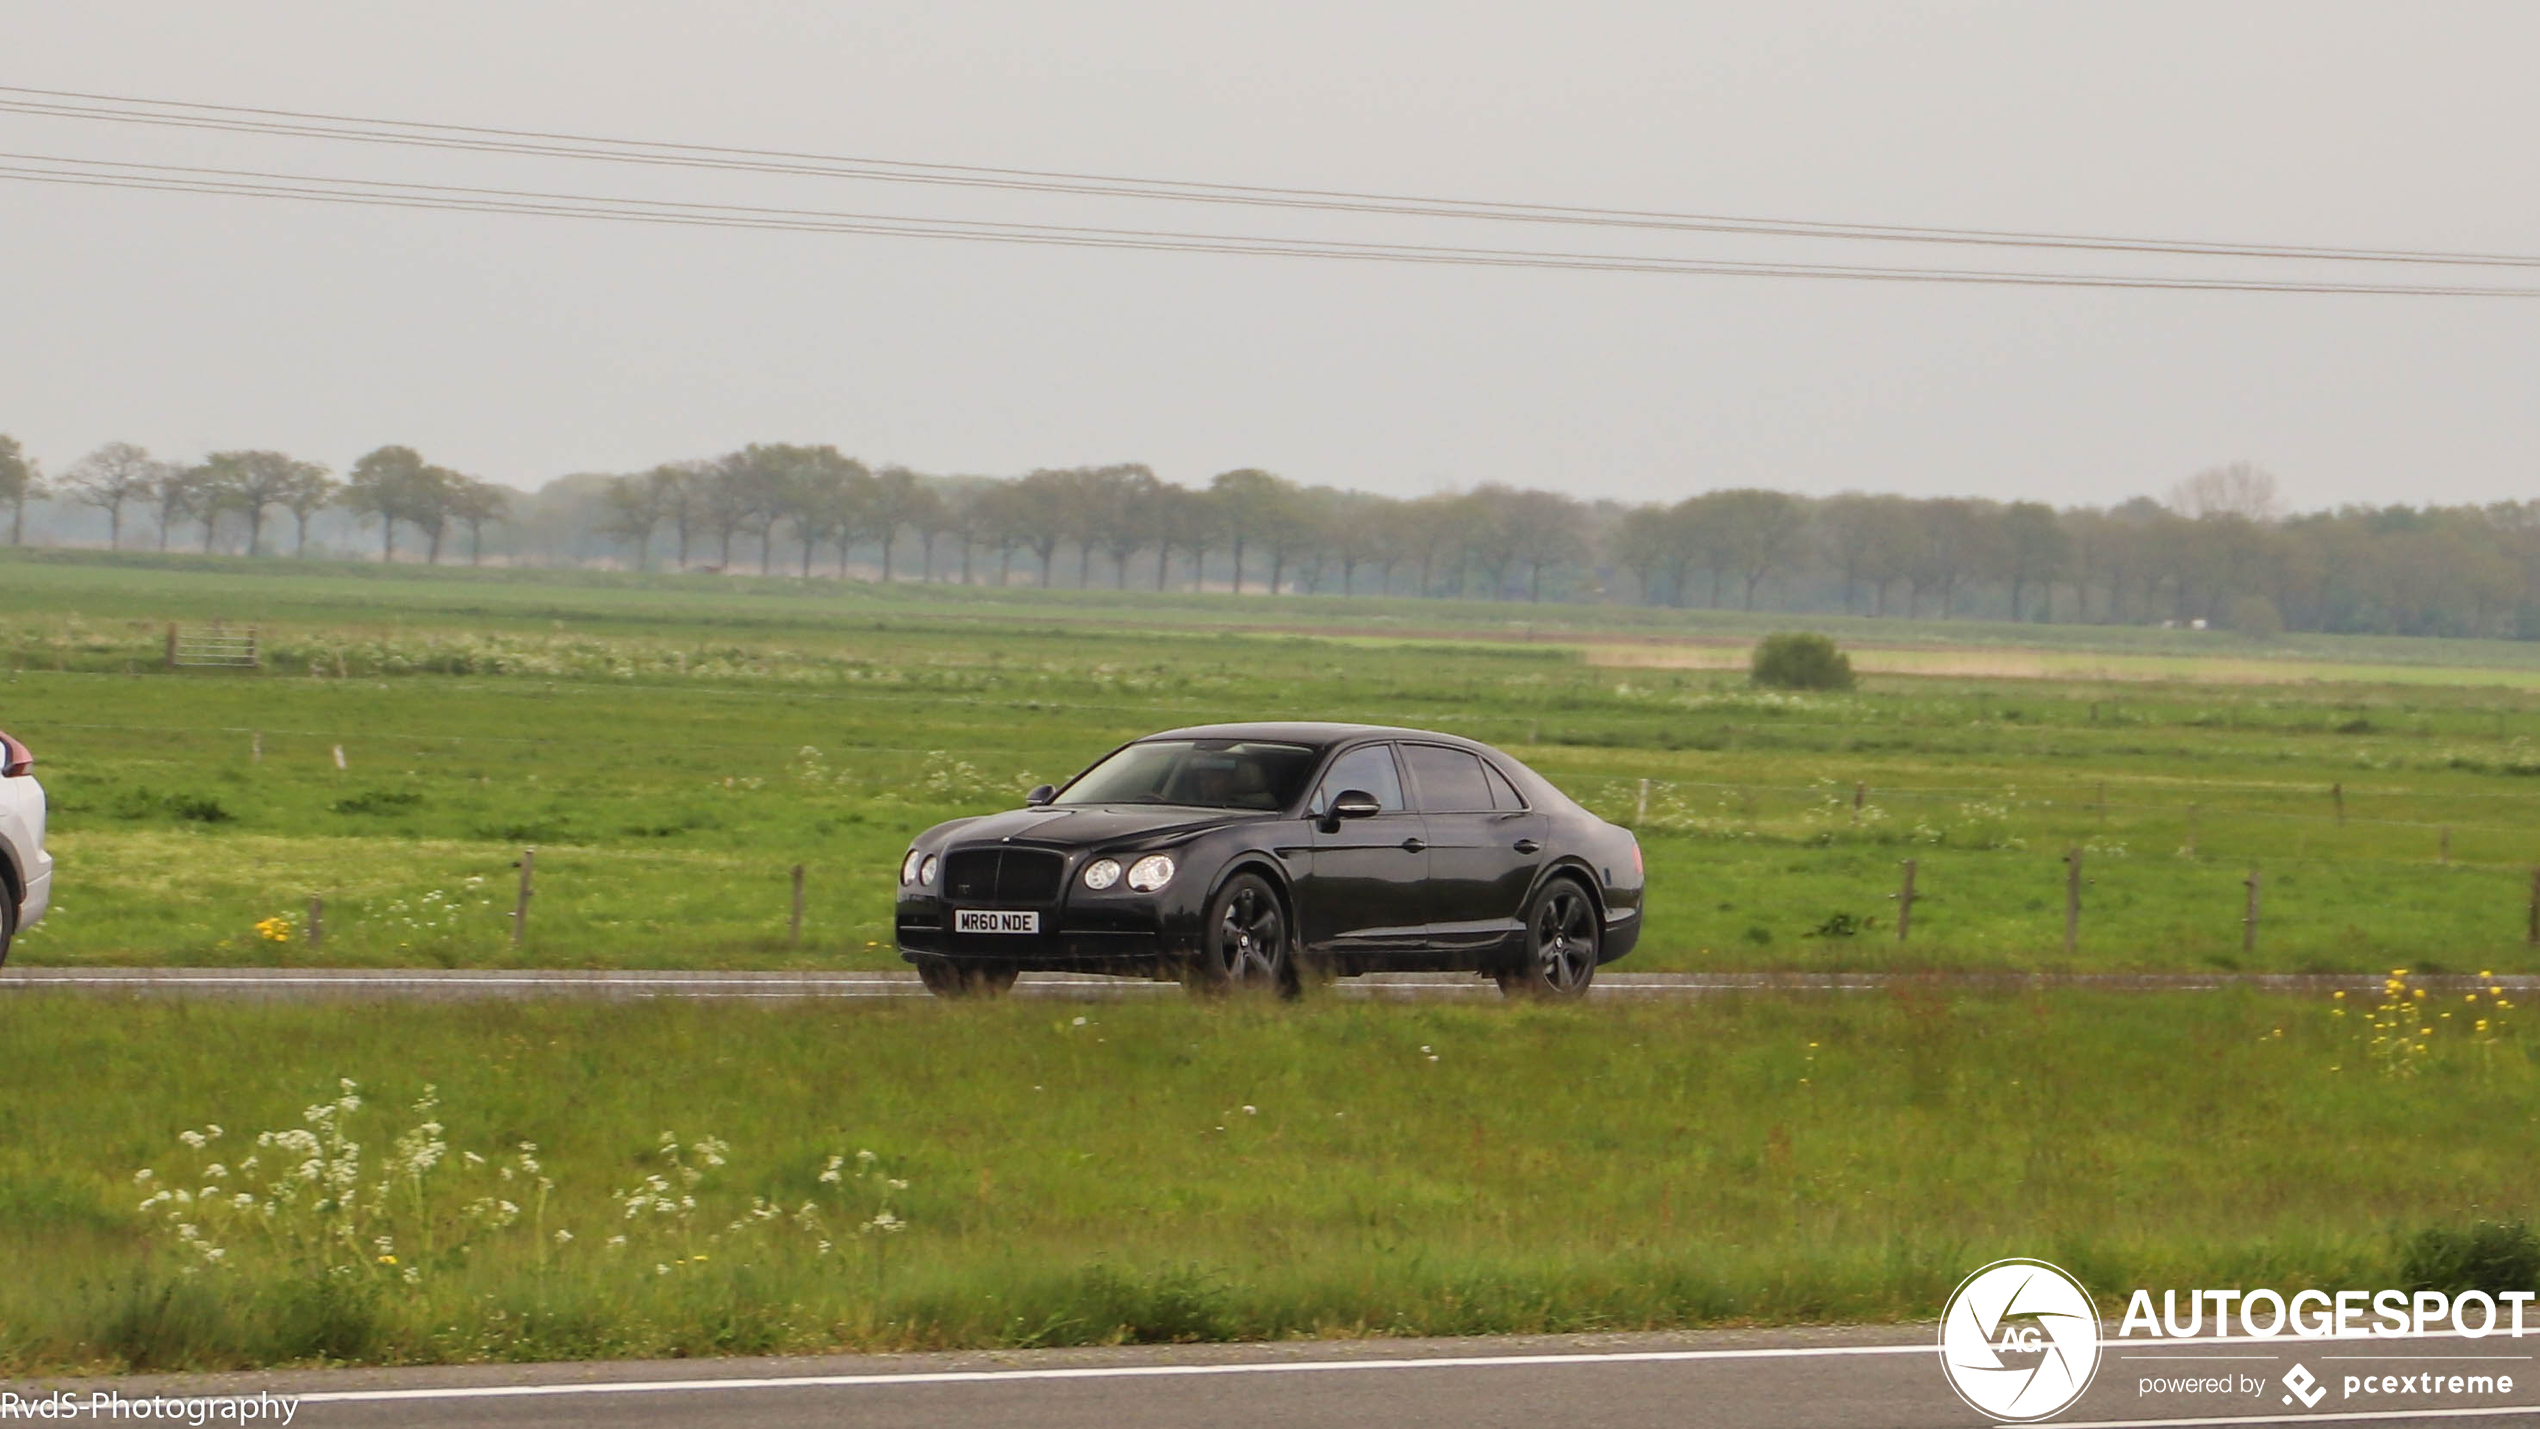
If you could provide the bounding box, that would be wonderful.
[1138,722,1494,753]
[1119,721,1589,818]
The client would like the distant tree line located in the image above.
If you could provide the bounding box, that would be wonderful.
[6,440,512,566]
[6,434,2540,638]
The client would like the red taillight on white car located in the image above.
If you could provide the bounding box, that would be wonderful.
[1630,837,1642,876]
[0,731,33,778]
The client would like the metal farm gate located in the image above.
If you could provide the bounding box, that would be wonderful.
[165,622,260,669]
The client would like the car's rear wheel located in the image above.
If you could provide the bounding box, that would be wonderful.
[1497,877,1598,1000]
[913,958,1019,999]
[0,885,14,969]
[1187,872,1296,998]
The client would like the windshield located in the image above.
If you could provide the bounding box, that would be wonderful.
[1055,739,1319,811]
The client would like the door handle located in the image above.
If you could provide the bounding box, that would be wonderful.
[1513,838,1542,855]
[1400,837,1426,853]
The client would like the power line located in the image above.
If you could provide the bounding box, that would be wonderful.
[3,82,2536,272]
[5,152,2537,297]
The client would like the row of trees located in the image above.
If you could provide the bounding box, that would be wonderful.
[29,442,511,562]
[590,455,1521,596]
[8,432,2540,638]
[582,455,2540,639]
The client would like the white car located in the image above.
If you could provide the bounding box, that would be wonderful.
[0,730,49,963]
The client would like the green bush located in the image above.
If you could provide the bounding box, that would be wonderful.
[2230,594,2286,640]
[1749,632,1855,691]
[2399,1220,2540,1296]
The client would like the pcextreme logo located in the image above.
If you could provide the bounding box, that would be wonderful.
[1938,1258,2103,1422]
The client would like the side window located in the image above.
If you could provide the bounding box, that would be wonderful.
[1401,744,1492,813]
[1313,744,1405,813]
[1482,761,1528,811]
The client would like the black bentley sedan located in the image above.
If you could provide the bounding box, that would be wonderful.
[894,723,1643,998]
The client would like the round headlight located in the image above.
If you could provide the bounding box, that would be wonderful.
[1082,858,1123,891]
[1125,854,1176,892]
[900,849,923,885]
[919,854,940,885]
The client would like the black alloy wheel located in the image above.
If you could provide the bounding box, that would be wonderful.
[1190,872,1296,998]
[1498,878,1599,1000]
[914,957,1020,999]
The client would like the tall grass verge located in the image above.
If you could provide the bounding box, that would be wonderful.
[0,989,2530,1372]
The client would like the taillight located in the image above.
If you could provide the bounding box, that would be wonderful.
[0,731,33,778]
[1630,837,1642,876]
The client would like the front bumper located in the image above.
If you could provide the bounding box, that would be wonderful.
[21,854,50,928]
[896,899,1193,972]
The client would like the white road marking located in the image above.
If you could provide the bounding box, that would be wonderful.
[267,1332,2540,1407]
[70,1329,2540,1418]
[292,1343,1936,1405]
[2050,1407,2540,1427]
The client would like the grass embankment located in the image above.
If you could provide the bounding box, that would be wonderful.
[0,988,2524,1372]
[10,553,2540,972]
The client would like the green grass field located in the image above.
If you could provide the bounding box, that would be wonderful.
[7,551,2540,974]
[0,986,2526,1373]
[9,552,2540,1375]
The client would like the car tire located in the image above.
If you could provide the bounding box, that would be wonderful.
[0,887,13,969]
[1186,872,1297,998]
[913,958,1019,999]
[1497,877,1599,1000]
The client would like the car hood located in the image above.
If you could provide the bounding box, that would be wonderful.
[937,804,1275,851]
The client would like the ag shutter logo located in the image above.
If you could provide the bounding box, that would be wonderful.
[1939,1259,2103,1422]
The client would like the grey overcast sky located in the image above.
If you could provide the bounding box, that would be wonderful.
[3,1,2535,508]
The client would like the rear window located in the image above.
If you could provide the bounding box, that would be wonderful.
[1401,744,1493,813]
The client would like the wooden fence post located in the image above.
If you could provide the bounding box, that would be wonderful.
[163,623,177,670]
[2332,783,2345,825]
[1635,778,1649,826]
[2063,848,2082,957]
[1894,859,1918,942]
[251,731,262,764]
[513,849,535,947]
[790,864,806,946]
[2440,826,2451,864]
[307,895,323,949]
[1852,781,1865,826]
[2243,868,2262,953]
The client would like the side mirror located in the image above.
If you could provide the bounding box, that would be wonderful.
[1023,784,1058,807]
[1330,790,1382,819]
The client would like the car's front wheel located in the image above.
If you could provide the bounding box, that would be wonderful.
[1187,872,1296,998]
[913,958,1020,999]
[1497,877,1599,1000]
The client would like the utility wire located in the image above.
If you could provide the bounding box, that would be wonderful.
[5,152,2537,297]
[3,83,2536,271]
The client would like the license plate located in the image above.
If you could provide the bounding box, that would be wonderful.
[955,909,1040,934]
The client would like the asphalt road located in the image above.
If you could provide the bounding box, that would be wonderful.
[15,1326,2540,1428]
[7,967,2533,1002]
